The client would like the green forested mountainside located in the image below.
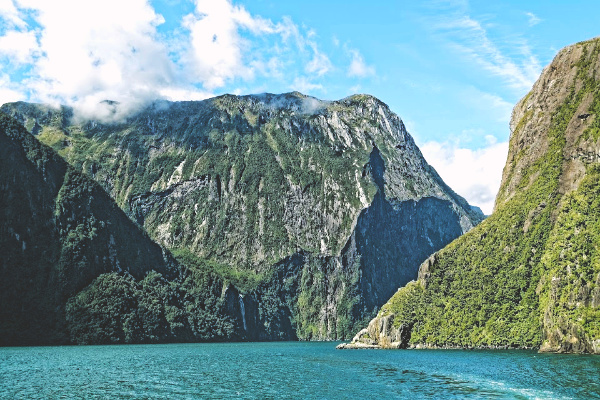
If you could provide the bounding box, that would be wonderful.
[355,38,600,353]
[0,113,246,345]
[1,94,483,269]
[64,265,240,345]
[2,92,483,340]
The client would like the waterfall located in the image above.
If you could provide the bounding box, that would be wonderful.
[239,294,247,331]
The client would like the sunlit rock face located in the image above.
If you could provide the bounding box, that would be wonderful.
[342,38,600,353]
[2,92,483,340]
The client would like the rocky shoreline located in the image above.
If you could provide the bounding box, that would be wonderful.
[337,341,538,351]
[335,312,540,351]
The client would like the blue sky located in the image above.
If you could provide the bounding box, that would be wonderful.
[0,0,598,213]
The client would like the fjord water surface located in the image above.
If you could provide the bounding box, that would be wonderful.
[1,342,599,399]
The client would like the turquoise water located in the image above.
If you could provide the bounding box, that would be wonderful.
[1,342,599,399]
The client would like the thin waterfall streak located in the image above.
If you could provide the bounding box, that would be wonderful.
[239,294,247,331]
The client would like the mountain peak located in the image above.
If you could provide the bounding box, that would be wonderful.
[1,91,483,342]
[341,37,600,354]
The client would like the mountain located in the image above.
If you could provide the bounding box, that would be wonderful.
[0,112,246,345]
[339,38,600,353]
[2,92,484,340]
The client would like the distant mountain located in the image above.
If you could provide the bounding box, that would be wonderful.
[0,113,244,345]
[2,92,484,340]
[341,38,600,354]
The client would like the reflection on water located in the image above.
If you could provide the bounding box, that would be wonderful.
[1,342,599,399]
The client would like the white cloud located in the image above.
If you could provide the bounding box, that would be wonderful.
[0,29,38,63]
[0,0,26,29]
[182,0,332,89]
[525,12,541,27]
[158,87,213,102]
[347,49,375,78]
[0,73,25,105]
[437,15,541,92]
[0,0,337,119]
[182,0,277,89]
[9,0,176,120]
[305,44,331,77]
[251,57,284,80]
[421,138,509,214]
[290,76,323,94]
[0,87,23,105]
[1,0,295,118]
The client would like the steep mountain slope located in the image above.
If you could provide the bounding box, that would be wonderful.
[0,113,243,345]
[341,38,600,353]
[2,93,484,339]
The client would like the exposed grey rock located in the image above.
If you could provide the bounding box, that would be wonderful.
[1,92,484,340]
[337,313,411,349]
[341,37,600,353]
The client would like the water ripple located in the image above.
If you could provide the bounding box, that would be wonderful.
[0,343,599,399]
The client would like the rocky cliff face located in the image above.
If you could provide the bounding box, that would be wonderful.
[0,113,247,345]
[341,38,600,353]
[0,113,173,344]
[2,92,483,340]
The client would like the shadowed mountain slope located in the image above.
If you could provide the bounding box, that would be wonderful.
[2,93,484,340]
[341,38,600,353]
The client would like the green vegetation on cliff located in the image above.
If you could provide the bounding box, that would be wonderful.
[66,268,240,345]
[0,112,244,345]
[2,92,483,341]
[376,38,600,353]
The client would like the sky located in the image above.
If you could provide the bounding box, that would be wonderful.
[0,0,598,214]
